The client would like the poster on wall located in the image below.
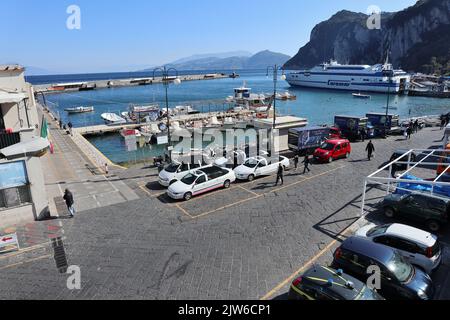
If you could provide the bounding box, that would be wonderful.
[0,161,28,189]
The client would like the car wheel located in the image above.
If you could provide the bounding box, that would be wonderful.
[427,220,440,232]
[345,152,350,159]
[223,180,231,189]
[328,157,333,163]
[183,192,193,201]
[169,180,177,186]
[248,174,255,182]
[384,207,395,218]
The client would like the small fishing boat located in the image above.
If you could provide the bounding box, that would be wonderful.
[276,91,297,101]
[101,113,127,125]
[65,106,94,114]
[352,93,371,99]
[120,129,142,138]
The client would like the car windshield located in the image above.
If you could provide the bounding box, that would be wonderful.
[165,163,180,173]
[181,174,197,185]
[320,143,335,151]
[244,159,259,168]
[367,225,389,237]
[387,252,414,283]
[355,286,383,300]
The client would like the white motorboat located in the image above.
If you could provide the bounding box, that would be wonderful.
[172,105,200,115]
[101,113,127,125]
[65,106,94,114]
[352,93,372,99]
[223,117,236,129]
[227,84,271,111]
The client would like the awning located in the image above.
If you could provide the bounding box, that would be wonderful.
[0,92,26,104]
[0,137,50,159]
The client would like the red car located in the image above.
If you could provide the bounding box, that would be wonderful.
[313,139,351,163]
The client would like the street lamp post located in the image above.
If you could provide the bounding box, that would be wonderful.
[153,66,181,162]
[384,69,393,138]
[266,65,286,129]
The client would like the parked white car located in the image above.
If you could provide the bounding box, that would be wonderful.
[234,156,290,181]
[167,166,236,201]
[355,223,442,274]
[158,160,211,187]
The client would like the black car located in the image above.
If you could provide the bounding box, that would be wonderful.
[288,265,384,300]
[332,236,434,300]
[383,193,449,232]
[390,150,417,171]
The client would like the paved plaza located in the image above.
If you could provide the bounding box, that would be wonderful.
[1,125,450,300]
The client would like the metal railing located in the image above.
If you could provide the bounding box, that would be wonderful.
[0,132,21,149]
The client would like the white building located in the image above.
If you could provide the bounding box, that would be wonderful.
[0,65,50,227]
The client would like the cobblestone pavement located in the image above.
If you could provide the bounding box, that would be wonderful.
[1,127,449,300]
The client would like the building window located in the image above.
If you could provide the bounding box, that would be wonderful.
[0,161,31,210]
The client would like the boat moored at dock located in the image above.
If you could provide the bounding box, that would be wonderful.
[101,113,127,125]
[65,106,95,114]
[286,60,410,94]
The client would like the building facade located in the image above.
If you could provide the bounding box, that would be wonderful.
[0,65,50,227]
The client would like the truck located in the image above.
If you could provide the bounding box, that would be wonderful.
[288,126,342,155]
[234,156,290,181]
[366,113,400,137]
[334,115,369,141]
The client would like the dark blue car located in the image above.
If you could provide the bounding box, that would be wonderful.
[332,236,434,300]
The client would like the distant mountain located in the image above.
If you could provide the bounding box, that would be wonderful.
[24,66,55,76]
[170,51,253,65]
[284,0,450,75]
[146,50,291,71]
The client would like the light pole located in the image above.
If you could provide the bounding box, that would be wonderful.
[153,66,181,161]
[266,65,286,129]
[384,68,393,138]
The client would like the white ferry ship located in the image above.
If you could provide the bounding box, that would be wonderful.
[286,60,410,94]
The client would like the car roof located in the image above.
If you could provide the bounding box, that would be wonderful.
[300,265,364,299]
[341,236,394,264]
[326,139,349,144]
[386,224,437,247]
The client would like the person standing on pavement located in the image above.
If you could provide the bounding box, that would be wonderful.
[414,119,419,133]
[275,164,284,186]
[104,163,109,175]
[67,122,73,136]
[293,154,299,171]
[360,128,366,142]
[63,189,75,218]
[366,141,375,161]
[406,126,412,140]
[302,155,311,174]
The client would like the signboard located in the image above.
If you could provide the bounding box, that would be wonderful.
[298,128,330,150]
[124,135,137,152]
[0,161,28,190]
[0,233,20,253]
[157,135,168,145]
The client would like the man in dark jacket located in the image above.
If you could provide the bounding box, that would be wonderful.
[63,189,75,218]
[302,155,311,174]
[275,164,284,186]
[293,155,299,171]
[366,141,375,161]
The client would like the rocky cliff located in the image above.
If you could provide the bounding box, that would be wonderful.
[284,0,450,74]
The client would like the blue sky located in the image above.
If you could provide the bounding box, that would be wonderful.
[2,0,417,73]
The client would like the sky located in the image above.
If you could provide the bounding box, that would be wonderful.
[1,0,417,74]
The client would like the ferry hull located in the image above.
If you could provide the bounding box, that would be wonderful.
[286,78,405,93]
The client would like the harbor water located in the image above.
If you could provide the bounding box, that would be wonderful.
[32,70,450,165]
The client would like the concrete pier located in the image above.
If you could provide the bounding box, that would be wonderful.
[34,73,230,94]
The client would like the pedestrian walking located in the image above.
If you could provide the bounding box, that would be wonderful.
[104,163,109,175]
[414,119,419,133]
[366,141,375,161]
[441,117,446,130]
[275,164,284,186]
[63,189,75,218]
[302,155,311,174]
[406,127,412,140]
[293,155,299,171]
[67,122,73,136]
